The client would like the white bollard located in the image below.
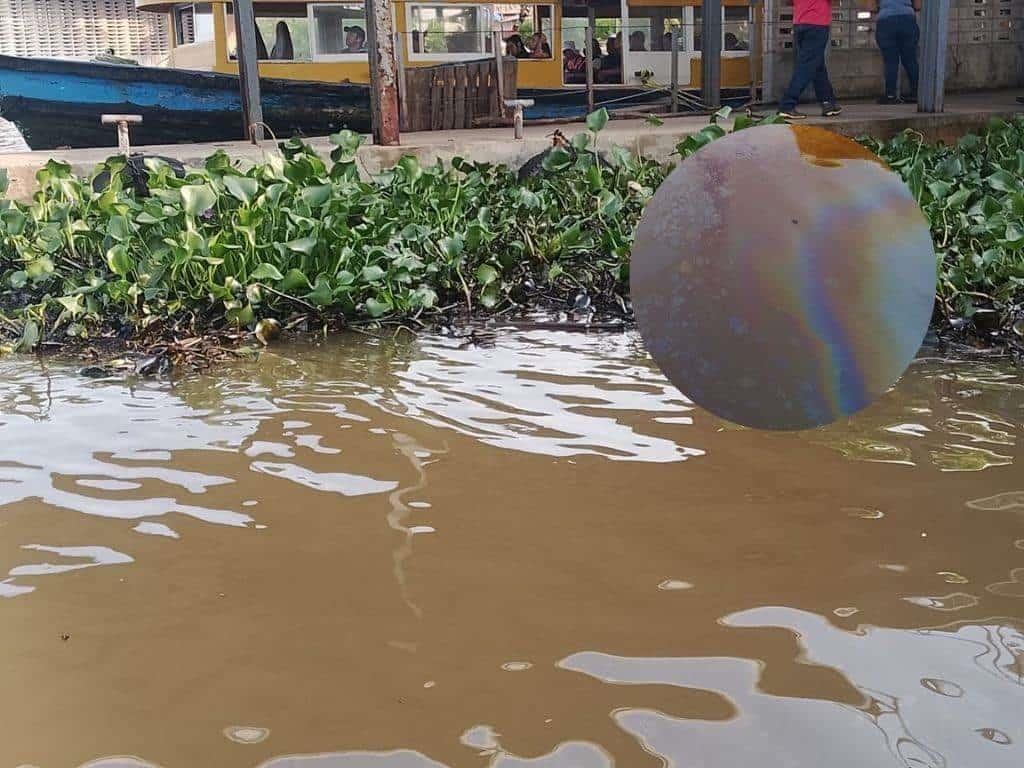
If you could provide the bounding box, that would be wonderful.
[503,99,535,140]
[101,114,143,156]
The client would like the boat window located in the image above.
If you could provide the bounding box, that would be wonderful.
[559,4,624,85]
[493,4,553,60]
[621,6,688,52]
[692,6,749,53]
[174,3,214,46]
[311,3,368,58]
[406,4,495,58]
[724,6,750,51]
[225,4,312,61]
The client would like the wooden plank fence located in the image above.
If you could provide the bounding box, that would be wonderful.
[401,57,516,133]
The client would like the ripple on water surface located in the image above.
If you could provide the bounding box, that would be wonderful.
[0,331,1021,767]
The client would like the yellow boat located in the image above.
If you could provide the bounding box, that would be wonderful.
[139,0,759,120]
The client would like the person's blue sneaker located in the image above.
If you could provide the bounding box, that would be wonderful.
[821,101,843,117]
[777,108,806,120]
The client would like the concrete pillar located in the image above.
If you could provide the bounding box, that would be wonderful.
[918,0,950,113]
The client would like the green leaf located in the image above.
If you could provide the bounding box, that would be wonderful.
[927,180,951,201]
[586,108,609,133]
[251,263,284,281]
[571,132,591,151]
[106,244,132,277]
[329,129,363,158]
[986,169,1019,193]
[479,282,500,308]
[361,265,386,282]
[26,256,54,280]
[285,235,317,254]
[56,294,85,319]
[946,187,972,210]
[224,175,259,204]
[413,285,437,309]
[9,270,27,289]
[542,146,573,173]
[441,234,464,260]
[226,303,255,327]
[1,207,27,236]
[710,105,732,124]
[278,268,310,292]
[598,191,623,218]
[475,263,499,286]
[644,114,665,127]
[306,276,334,306]
[300,184,332,208]
[107,214,131,241]
[180,184,217,217]
[17,319,39,352]
[0,168,7,195]
[365,296,392,317]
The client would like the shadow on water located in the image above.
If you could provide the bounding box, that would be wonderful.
[0,329,1021,767]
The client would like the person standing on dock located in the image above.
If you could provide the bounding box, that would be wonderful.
[777,0,842,120]
[870,0,921,104]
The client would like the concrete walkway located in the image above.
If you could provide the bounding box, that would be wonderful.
[2,89,1022,201]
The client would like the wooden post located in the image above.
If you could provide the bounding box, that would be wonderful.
[232,0,264,142]
[670,24,680,113]
[365,0,400,145]
[586,5,596,115]
[701,0,722,109]
[918,0,950,113]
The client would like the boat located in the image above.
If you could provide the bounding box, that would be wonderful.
[0,53,371,150]
[135,0,758,122]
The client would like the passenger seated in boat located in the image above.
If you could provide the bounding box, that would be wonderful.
[343,25,366,53]
[270,21,294,60]
[255,24,269,59]
[528,32,551,58]
[629,30,647,51]
[597,35,622,83]
[724,32,748,51]
[563,42,586,83]
[505,34,528,58]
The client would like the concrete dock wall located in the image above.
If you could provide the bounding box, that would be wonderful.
[1,91,1022,203]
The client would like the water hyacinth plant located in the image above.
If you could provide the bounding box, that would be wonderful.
[0,109,665,352]
[0,107,1022,356]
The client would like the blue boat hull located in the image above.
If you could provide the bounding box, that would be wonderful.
[0,55,371,150]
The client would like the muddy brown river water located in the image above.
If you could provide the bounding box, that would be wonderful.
[0,329,1021,768]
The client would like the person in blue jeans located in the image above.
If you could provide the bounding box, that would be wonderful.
[872,0,921,103]
[778,0,841,119]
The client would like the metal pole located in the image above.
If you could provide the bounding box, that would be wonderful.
[232,0,264,142]
[586,5,596,115]
[395,31,408,132]
[365,0,400,145]
[748,0,761,104]
[762,0,774,103]
[670,25,680,113]
[493,31,506,114]
[918,0,950,113]
[701,0,722,108]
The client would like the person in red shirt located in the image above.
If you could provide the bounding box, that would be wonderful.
[778,0,842,119]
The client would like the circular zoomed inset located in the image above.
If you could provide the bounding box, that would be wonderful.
[630,124,936,431]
